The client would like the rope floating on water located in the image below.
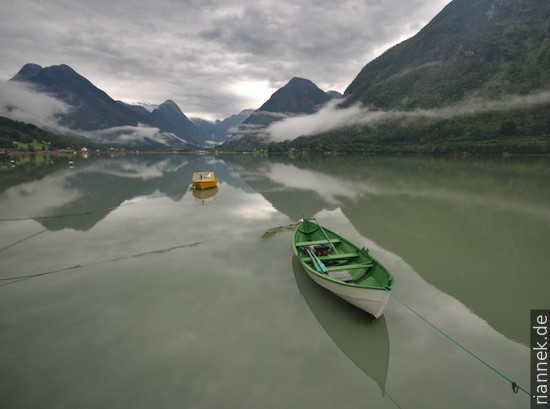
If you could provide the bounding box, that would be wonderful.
[0,229,47,254]
[0,240,204,287]
[0,223,297,287]
[387,290,537,401]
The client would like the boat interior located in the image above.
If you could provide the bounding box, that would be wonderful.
[294,219,395,289]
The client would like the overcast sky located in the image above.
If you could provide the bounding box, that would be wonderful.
[0,0,450,121]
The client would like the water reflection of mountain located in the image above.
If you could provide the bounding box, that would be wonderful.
[222,155,338,219]
[225,154,550,346]
[3,155,238,231]
[0,156,70,193]
[38,155,193,230]
[292,257,389,395]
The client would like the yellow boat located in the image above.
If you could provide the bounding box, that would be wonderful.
[191,171,218,190]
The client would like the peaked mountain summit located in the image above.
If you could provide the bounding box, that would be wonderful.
[149,100,206,146]
[259,77,335,115]
[11,64,144,130]
[10,64,208,148]
[222,77,339,150]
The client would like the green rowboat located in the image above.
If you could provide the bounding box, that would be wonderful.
[293,218,394,318]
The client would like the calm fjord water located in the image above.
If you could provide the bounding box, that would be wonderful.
[0,153,548,409]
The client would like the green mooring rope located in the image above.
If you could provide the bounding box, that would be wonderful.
[387,291,538,401]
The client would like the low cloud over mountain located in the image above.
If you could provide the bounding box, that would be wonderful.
[0,81,70,131]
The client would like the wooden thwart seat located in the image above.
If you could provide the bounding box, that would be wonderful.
[300,252,359,263]
[301,258,374,272]
[295,239,341,247]
[325,262,374,271]
[318,252,359,261]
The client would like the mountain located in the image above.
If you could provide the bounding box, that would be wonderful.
[343,0,550,109]
[10,64,208,149]
[149,100,206,146]
[11,64,146,130]
[326,90,343,99]
[222,77,338,151]
[258,77,334,114]
[11,63,43,81]
[190,118,218,141]
[191,109,254,143]
[273,0,550,154]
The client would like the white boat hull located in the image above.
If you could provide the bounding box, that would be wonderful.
[305,270,390,318]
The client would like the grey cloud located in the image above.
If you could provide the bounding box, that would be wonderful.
[0,0,450,120]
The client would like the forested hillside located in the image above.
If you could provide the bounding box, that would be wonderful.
[0,116,96,151]
[269,0,550,154]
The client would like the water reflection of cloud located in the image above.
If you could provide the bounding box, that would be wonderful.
[420,188,550,225]
[0,160,533,409]
[0,157,194,224]
[265,162,550,225]
[313,208,530,408]
[205,158,225,166]
[224,185,280,221]
[367,184,550,226]
[86,158,189,180]
[266,163,365,203]
[0,172,80,219]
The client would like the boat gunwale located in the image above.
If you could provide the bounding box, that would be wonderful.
[293,220,393,291]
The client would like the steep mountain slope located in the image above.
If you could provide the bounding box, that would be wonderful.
[343,0,550,109]
[11,64,147,130]
[10,64,208,148]
[274,0,550,154]
[149,100,206,146]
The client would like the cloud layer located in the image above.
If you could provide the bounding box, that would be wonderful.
[0,0,450,120]
[0,82,191,147]
[0,82,70,129]
[267,91,550,141]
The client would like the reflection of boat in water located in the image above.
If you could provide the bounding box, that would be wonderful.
[192,186,218,204]
[292,257,390,396]
[191,171,218,190]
